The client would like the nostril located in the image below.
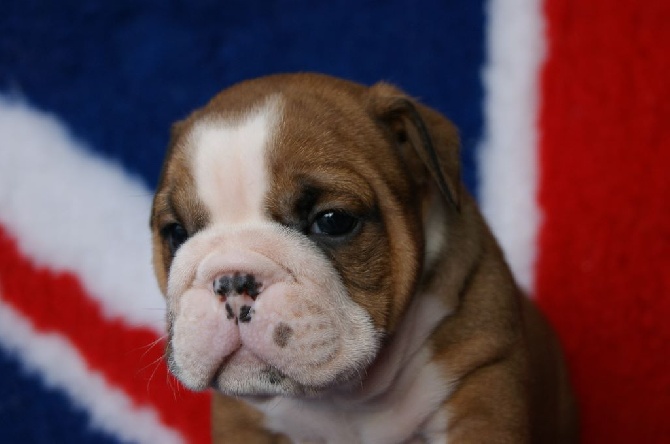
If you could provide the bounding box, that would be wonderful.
[213,273,261,300]
[245,275,261,299]
[213,275,234,297]
[233,273,261,299]
[232,273,247,294]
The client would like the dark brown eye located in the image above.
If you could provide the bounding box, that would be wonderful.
[162,223,188,255]
[310,211,358,237]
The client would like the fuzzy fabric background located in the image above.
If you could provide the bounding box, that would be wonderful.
[1,1,668,443]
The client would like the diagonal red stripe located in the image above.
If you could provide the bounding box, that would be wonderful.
[0,225,210,443]
[537,1,670,442]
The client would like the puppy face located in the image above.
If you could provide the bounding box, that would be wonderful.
[150,74,450,397]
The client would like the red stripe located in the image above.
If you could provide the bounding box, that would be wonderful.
[0,226,211,443]
[537,1,670,442]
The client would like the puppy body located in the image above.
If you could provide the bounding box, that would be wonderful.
[151,73,577,443]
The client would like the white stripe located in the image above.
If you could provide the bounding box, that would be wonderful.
[0,97,165,332]
[478,0,546,293]
[0,297,184,444]
[191,98,279,225]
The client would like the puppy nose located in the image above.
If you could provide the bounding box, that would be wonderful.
[213,273,262,324]
[213,273,261,299]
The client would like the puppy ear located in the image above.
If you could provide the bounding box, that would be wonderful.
[367,82,461,210]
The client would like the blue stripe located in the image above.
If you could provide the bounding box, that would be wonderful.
[1,0,485,193]
[0,349,127,444]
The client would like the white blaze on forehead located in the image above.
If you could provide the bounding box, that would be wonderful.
[190,98,281,224]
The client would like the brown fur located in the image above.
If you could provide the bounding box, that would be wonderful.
[150,73,578,443]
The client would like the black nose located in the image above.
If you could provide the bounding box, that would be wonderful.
[213,273,261,299]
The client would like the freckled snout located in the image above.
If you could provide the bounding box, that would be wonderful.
[166,226,380,394]
[213,273,262,323]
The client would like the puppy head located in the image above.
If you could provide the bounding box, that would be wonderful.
[150,73,460,396]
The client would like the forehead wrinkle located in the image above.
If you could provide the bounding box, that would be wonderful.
[310,166,375,201]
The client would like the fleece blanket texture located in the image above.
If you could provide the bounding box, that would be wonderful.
[0,1,668,443]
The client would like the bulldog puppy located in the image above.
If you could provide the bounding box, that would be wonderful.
[150,73,577,443]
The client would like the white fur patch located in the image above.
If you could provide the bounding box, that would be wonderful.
[478,0,545,293]
[190,98,280,225]
[421,407,449,444]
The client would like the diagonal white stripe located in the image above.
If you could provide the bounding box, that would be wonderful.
[0,97,165,332]
[478,0,546,293]
[0,296,184,444]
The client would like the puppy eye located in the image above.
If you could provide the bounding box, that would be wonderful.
[310,211,359,237]
[162,223,189,255]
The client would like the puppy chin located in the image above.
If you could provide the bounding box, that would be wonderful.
[173,343,375,399]
[171,345,376,398]
[209,348,313,397]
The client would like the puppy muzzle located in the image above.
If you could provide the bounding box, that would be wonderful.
[164,223,381,395]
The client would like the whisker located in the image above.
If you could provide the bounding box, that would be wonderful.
[139,354,166,375]
[145,355,166,391]
[167,372,181,400]
[135,335,168,360]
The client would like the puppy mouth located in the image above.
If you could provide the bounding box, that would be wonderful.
[167,336,341,398]
[206,346,314,397]
[195,338,373,399]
